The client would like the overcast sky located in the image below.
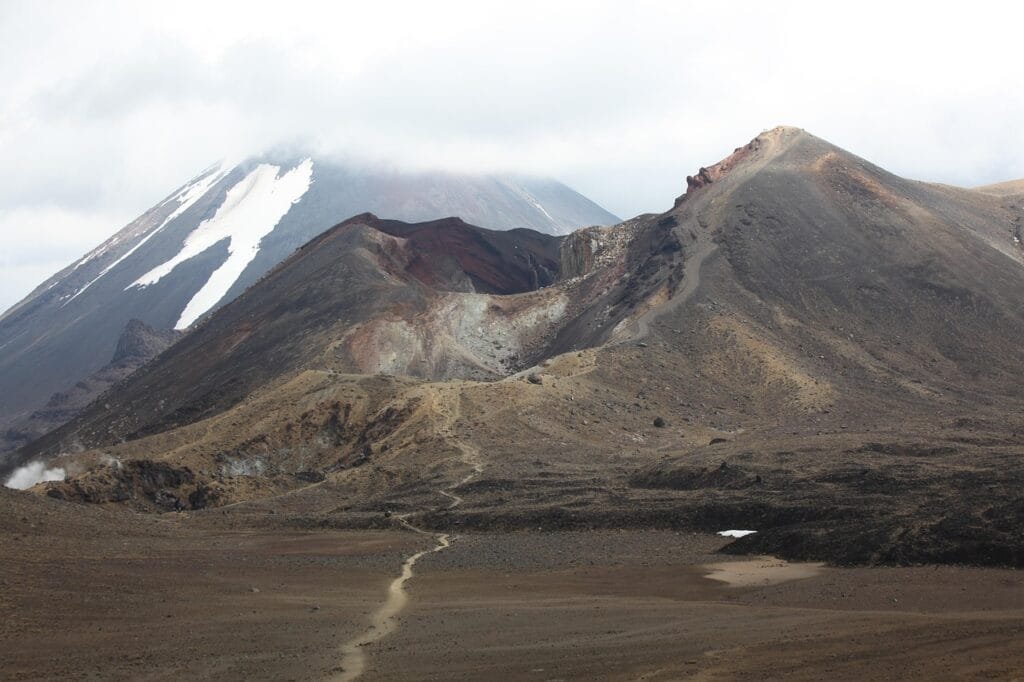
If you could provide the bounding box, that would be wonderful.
[2,1,1022,312]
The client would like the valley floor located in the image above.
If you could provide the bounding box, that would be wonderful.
[2,497,1022,681]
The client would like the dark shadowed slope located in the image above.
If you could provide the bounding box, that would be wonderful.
[0,320,179,454]
[369,216,562,294]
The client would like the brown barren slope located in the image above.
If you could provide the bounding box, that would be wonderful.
[975,178,1024,197]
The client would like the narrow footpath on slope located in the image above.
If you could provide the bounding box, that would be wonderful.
[622,228,717,343]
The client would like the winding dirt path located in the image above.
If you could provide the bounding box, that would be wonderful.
[333,520,451,682]
[621,231,717,343]
[333,387,482,681]
[437,463,482,509]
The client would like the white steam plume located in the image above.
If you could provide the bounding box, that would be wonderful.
[4,461,66,490]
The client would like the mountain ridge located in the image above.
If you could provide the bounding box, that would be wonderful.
[9,126,1024,567]
[0,157,619,457]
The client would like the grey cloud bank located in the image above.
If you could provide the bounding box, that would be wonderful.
[2,0,1022,312]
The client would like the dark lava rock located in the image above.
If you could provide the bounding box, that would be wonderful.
[188,485,222,510]
[112,319,181,364]
[45,459,197,509]
[629,462,763,490]
[653,416,667,428]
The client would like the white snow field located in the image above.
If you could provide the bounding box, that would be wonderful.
[130,159,314,329]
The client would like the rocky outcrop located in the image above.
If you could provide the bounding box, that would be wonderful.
[558,230,599,279]
[44,460,197,510]
[674,130,777,206]
[112,319,180,364]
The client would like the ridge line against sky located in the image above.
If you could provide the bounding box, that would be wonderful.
[1,0,1023,312]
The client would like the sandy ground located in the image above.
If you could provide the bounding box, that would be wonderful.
[703,557,825,587]
[3,497,1022,681]
[362,531,1024,680]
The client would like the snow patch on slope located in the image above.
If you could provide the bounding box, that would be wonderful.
[504,181,565,232]
[130,159,314,330]
[527,193,556,223]
[68,240,116,273]
[64,162,234,305]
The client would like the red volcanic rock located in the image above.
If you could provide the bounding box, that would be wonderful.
[675,136,764,207]
[686,167,715,192]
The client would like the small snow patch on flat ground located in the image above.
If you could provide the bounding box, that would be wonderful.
[4,461,65,490]
[717,529,757,538]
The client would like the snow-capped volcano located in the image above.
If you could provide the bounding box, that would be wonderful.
[0,155,619,450]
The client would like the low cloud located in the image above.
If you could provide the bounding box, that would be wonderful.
[2,1,1023,311]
